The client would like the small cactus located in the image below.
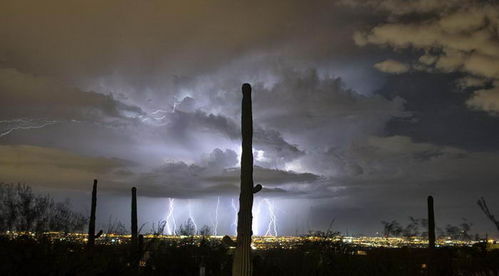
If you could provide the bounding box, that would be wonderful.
[427,195,435,248]
[88,179,98,247]
[131,187,138,245]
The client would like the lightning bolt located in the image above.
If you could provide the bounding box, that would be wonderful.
[213,196,220,236]
[187,200,198,234]
[231,198,238,236]
[139,109,169,125]
[264,198,278,236]
[0,119,57,138]
[151,109,168,115]
[150,109,168,120]
[172,96,178,112]
[166,198,177,235]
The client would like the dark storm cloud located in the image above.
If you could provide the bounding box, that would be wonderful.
[1,0,499,234]
[207,167,320,187]
[165,110,304,163]
[0,145,319,198]
[134,163,318,198]
[0,0,345,81]
[249,68,408,148]
[379,72,499,151]
[0,68,143,120]
[0,144,132,188]
[129,148,322,198]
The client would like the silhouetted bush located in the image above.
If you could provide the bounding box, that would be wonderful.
[0,183,87,233]
[0,235,498,275]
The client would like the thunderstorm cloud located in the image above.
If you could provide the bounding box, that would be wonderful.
[0,0,498,235]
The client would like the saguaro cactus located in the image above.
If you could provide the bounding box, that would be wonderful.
[88,179,97,247]
[427,195,435,248]
[131,187,138,245]
[229,83,261,276]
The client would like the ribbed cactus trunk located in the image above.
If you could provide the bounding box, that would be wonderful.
[131,187,138,245]
[232,83,258,276]
[88,179,97,248]
[427,195,435,248]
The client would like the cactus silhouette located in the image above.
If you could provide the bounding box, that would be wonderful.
[427,195,435,248]
[131,187,138,245]
[88,179,97,247]
[138,234,144,251]
[225,83,261,276]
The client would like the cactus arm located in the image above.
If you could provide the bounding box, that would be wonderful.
[253,184,262,194]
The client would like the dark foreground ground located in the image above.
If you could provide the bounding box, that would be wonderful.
[0,235,498,276]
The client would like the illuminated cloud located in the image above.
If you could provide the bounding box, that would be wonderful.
[350,0,499,113]
[0,0,498,234]
[0,68,143,121]
[374,60,410,74]
[0,145,131,189]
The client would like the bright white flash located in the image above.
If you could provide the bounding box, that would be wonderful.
[139,109,169,125]
[150,109,168,120]
[166,198,177,235]
[187,200,198,234]
[231,198,238,236]
[213,196,220,236]
[264,198,278,236]
[0,119,57,138]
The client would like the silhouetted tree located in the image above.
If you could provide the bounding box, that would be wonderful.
[105,215,127,235]
[150,219,167,236]
[307,229,340,238]
[0,183,86,233]
[445,225,461,239]
[477,197,499,232]
[17,184,37,231]
[179,218,196,236]
[49,200,87,233]
[402,216,421,237]
[33,195,52,232]
[460,219,473,240]
[199,225,212,236]
[444,219,473,240]
[0,184,19,231]
[381,220,402,237]
[419,218,428,237]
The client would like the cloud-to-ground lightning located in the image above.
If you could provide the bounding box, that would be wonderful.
[231,198,238,236]
[187,200,198,234]
[264,198,278,236]
[166,198,177,235]
[0,119,57,138]
[213,196,220,236]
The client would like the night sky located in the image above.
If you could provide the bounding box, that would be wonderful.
[1,0,498,236]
